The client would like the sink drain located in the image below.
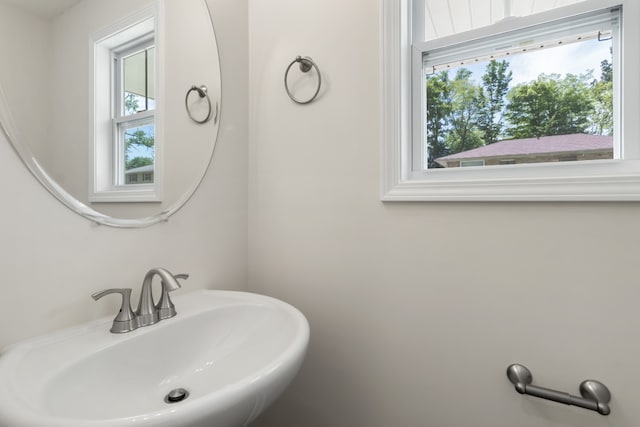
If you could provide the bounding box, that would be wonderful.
[164,388,189,404]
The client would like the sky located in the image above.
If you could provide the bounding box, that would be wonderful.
[442,37,612,86]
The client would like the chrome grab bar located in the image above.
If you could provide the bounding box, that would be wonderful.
[507,364,611,416]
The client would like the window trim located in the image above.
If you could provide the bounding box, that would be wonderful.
[381,0,640,201]
[88,2,163,204]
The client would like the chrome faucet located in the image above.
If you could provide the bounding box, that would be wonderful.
[92,268,188,333]
[91,288,138,333]
[135,268,184,327]
[156,273,189,320]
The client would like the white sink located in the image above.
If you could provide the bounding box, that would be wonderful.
[0,290,309,427]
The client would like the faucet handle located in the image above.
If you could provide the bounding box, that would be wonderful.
[156,273,188,320]
[92,288,139,333]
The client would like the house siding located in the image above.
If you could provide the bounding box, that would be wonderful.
[442,149,613,168]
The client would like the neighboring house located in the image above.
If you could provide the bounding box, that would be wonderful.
[125,165,154,184]
[434,133,613,168]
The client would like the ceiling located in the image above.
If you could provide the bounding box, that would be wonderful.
[424,0,587,40]
[1,0,82,19]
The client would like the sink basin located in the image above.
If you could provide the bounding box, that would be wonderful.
[0,290,309,427]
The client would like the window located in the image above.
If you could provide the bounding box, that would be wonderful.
[89,4,163,203]
[423,8,617,170]
[381,0,640,201]
[114,38,156,186]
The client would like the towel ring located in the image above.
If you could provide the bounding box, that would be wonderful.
[284,56,322,105]
[185,85,217,124]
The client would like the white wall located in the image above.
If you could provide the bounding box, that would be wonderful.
[248,0,640,426]
[0,0,248,349]
[0,1,51,163]
[5,1,640,425]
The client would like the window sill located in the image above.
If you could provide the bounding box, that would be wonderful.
[89,185,161,203]
[382,160,640,201]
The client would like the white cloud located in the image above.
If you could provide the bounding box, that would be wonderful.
[441,38,612,87]
[507,39,611,86]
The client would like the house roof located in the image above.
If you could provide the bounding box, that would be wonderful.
[435,134,613,164]
[125,165,154,175]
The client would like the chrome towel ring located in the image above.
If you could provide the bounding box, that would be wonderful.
[185,85,217,124]
[284,56,322,105]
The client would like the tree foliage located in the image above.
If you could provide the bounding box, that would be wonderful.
[425,59,613,165]
[590,80,613,135]
[600,59,612,83]
[126,156,153,170]
[426,71,452,168]
[589,60,614,135]
[505,73,594,139]
[125,129,154,150]
[445,69,484,154]
[477,60,512,144]
[124,129,154,170]
[124,93,140,115]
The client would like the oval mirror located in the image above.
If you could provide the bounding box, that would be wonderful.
[0,0,221,227]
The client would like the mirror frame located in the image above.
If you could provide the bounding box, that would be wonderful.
[0,0,221,228]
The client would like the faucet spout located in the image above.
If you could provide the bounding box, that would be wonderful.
[136,268,182,327]
[157,274,189,320]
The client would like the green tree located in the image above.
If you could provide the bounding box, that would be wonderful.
[588,60,613,135]
[426,71,452,168]
[477,60,512,144]
[446,68,483,154]
[505,73,594,138]
[124,93,140,115]
[589,83,613,135]
[125,129,154,150]
[126,156,154,170]
[600,59,612,83]
[124,129,154,169]
[557,72,595,133]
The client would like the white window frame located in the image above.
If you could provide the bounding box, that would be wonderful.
[89,2,163,203]
[381,0,640,201]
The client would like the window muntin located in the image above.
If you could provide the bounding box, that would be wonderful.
[420,6,619,171]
